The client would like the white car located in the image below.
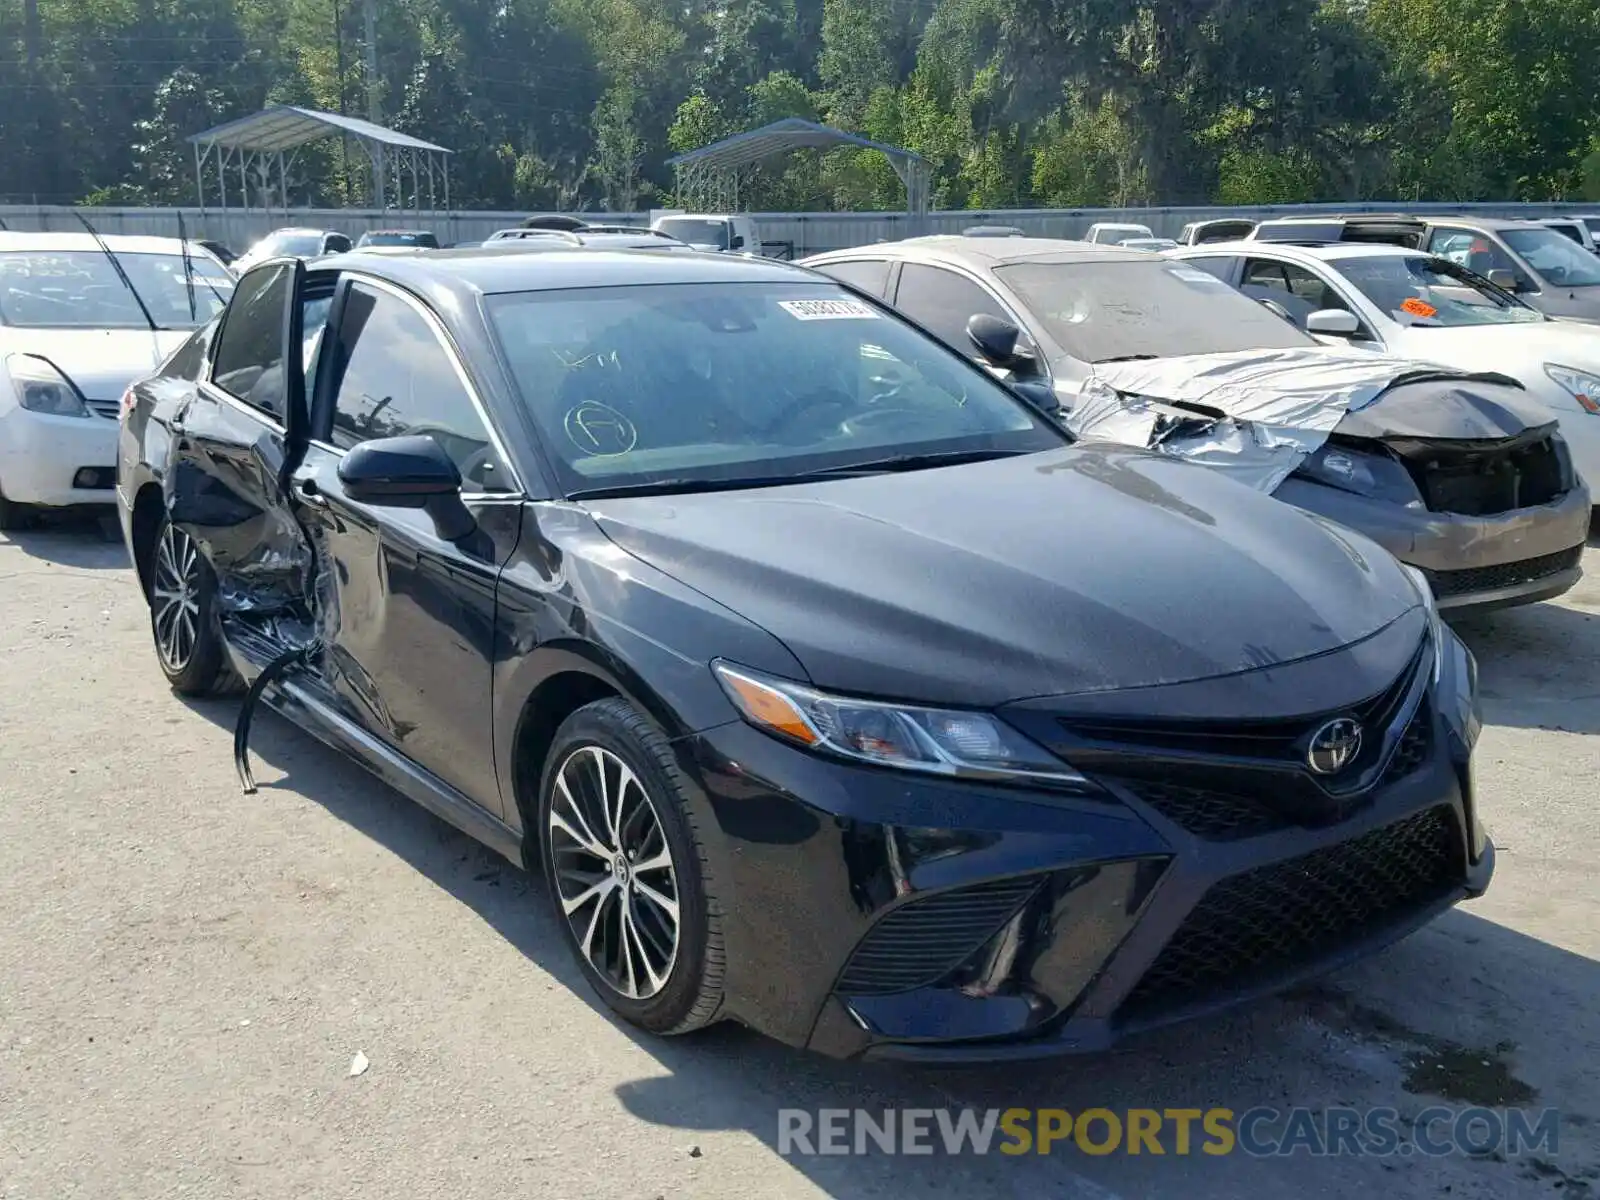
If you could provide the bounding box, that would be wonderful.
[1084,221,1155,246]
[0,232,233,529]
[1172,240,1600,490]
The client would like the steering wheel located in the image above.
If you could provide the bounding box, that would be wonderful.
[759,388,852,439]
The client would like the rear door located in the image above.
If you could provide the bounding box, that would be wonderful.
[164,259,314,620]
[289,275,524,813]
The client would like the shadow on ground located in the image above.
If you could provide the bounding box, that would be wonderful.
[0,509,127,570]
[174,692,1600,1199]
[1452,600,1600,735]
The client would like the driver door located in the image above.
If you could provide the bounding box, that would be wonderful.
[289,275,525,816]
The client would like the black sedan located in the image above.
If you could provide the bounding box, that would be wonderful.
[116,245,1492,1061]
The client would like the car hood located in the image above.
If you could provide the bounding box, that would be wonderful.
[1394,320,1600,370]
[2,327,189,401]
[1333,373,1556,442]
[588,447,1420,707]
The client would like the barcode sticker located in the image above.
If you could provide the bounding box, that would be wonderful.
[779,298,880,320]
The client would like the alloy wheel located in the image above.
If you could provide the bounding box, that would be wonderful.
[152,523,202,672]
[547,745,681,1000]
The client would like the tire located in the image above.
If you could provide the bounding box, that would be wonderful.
[538,697,726,1035]
[0,488,33,532]
[147,516,243,697]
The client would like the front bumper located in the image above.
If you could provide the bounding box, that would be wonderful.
[0,405,120,507]
[1276,475,1590,613]
[673,623,1489,1062]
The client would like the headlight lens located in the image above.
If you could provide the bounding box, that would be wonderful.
[1295,441,1423,505]
[712,661,1090,787]
[6,354,90,418]
[1544,363,1600,414]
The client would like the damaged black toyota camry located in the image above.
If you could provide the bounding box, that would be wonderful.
[116,246,1491,1061]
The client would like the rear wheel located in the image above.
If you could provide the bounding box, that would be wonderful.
[148,517,240,696]
[538,698,725,1035]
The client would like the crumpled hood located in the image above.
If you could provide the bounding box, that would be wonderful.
[2,327,188,401]
[589,447,1419,707]
[1071,347,1485,492]
[1335,374,1555,442]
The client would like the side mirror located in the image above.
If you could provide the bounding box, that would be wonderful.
[1306,308,1361,337]
[1487,268,1519,291]
[729,234,745,250]
[337,434,476,540]
[967,313,1038,375]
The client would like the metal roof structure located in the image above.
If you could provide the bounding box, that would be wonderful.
[188,106,452,214]
[666,118,932,224]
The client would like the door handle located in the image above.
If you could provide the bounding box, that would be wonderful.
[293,477,328,507]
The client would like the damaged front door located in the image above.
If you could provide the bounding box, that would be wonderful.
[164,258,313,625]
[288,275,523,814]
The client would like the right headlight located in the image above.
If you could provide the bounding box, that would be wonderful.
[4,354,91,418]
[1544,362,1600,414]
[712,661,1091,788]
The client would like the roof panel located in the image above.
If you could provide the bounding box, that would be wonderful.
[188,106,450,154]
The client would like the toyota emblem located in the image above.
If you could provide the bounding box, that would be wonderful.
[1306,718,1363,776]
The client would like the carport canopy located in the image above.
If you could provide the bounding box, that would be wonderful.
[666,117,931,218]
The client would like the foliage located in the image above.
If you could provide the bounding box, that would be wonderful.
[2,0,1597,210]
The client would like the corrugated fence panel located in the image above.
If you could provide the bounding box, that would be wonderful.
[0,201,1576,256]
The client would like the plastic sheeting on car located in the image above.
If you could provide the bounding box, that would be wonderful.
[1065,347,1482,493]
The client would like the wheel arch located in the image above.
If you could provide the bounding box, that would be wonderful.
[506,642,693,852]
[130,481,167,600]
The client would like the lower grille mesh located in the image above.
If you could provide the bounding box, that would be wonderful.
[1425,545,1582,600]
[835,877,1040,996]
[1119,805,1463,1020]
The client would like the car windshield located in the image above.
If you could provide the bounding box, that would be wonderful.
[1585,218,1600,237]
[994,259,1314,361]
[0,250,235,329]
[254,231,325,258]
[359,231,436,247]
[654,219,730,248]
[485,280,1064,497]
[1501,227,1600,286]
[1336,254,1546,327]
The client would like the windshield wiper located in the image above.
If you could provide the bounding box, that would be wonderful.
[73,211,159,331]
[1093,353,1162,364]
[565,449,1032,501]
[175,211,198,323]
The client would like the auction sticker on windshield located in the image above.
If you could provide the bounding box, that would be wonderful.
[779,298,880,320]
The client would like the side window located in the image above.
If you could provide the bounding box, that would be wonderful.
[210,264,291,420]
[328,283,515,493]
[813,259,892,298]
[1180,256,1235,282]
[159,321,217,380]
[894,263,1013,351]
[1241,260,1349,329]
[1428,226,1526,287]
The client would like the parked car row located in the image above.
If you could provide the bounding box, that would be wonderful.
[108,241,1492,1064]
[801,235,1593,613]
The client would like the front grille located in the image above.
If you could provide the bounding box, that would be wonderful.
[1119,805,1463,1020]
[1126,783,1288,841]
[1405,433,1565,515]
[1379,702,1431,787]
[1424,544,1582,600]
[834,877,1041,996]
[1059,641,1425,768]
[85,399,120,420]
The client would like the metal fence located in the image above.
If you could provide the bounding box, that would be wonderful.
[0,200,1581,258]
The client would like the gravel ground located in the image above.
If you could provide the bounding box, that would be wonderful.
[1,513,1597,1200]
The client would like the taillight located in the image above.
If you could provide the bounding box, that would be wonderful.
[119,387,137,421]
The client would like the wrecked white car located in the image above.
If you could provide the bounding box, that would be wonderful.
[801,237,1591,613]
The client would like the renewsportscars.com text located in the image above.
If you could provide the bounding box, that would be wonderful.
[777,1106,1561,1158]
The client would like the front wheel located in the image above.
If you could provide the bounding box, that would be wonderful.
[148,517,240,696]
[538,697,726,1035]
